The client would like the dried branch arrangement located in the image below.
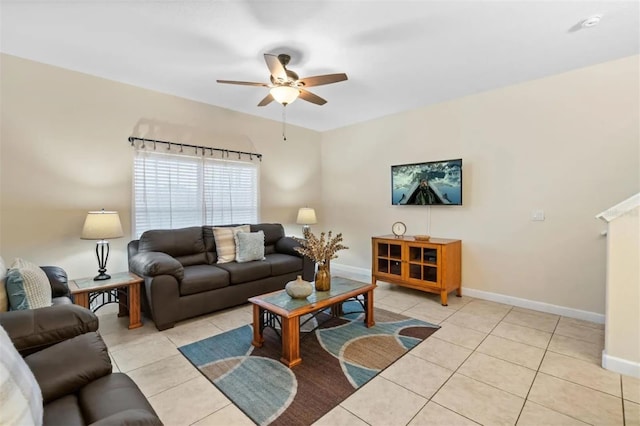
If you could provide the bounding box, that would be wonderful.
[293,229,349,265]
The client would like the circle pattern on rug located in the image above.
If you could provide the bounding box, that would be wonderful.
[342,335,407,369]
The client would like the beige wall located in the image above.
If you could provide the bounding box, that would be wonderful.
[0,54,322,278]
[2,54,638,316]
[604,204,639,373]
[321,56,639,315]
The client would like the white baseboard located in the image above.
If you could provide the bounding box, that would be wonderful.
[602,351,640,378]
[461,287,605,324]
[330,263,605,324]
[330,263,371,283]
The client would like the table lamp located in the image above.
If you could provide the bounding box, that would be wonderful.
[81,209,124,281]
[296,207,317,234]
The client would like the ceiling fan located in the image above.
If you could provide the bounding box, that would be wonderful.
[217,53,348,107]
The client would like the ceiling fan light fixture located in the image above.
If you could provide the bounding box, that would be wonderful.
[270,85,299,105]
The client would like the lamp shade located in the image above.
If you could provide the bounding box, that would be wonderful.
[270,86,299,105]
[296,208,317,225]
[81,210,124,240]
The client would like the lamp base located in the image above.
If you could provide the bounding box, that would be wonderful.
[93,240,112,281]
[93,272,111,281]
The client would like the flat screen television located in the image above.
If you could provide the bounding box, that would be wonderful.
[391,158,462,205]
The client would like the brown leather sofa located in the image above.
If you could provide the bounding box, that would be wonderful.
[0,267,162,425]
[128,223,314,330]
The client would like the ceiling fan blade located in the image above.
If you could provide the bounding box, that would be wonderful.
[216,80,268,87]
[299,89,327,106]
[299,73,348,87]
[264,54,287,81]
[257,93,274,107]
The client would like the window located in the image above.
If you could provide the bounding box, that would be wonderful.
[133,150,259,238]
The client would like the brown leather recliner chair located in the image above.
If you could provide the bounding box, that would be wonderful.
[1,266,98,356]
[0,267,162,425]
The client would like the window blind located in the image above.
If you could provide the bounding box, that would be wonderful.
[133,150,259,238]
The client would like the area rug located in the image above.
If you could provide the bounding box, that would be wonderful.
[179,302,439,426]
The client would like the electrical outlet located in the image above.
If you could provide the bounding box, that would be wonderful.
[531,209,545,221]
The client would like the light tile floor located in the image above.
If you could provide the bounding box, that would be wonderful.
[97,282,640,426]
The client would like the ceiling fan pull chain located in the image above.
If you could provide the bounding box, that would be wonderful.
[282,105,287,141]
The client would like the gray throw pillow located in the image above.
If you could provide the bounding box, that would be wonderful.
[234,231,265,263]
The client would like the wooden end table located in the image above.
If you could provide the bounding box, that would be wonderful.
[248,276,376,367]
[69,272,143,329]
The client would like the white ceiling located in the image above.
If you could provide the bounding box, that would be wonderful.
[1,1,638,131]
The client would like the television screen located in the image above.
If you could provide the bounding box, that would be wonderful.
[391,159,462,205]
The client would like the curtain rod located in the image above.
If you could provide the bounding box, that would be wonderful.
[128,137,262,161]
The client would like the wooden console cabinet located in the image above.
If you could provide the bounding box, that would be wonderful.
[371,235,461,305]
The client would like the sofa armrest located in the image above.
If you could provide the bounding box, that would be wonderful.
[25,332,112,403]
[129,252,184,281]
[275,237,316,282]
[40,265,71,299]
[0,304,99,356]
[275,236,304,257]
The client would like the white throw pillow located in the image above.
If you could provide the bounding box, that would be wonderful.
[0,257,8,312]
[235,231,266,263]
[0,324,43,426]
[212,225,250,264]
[6,258,52,310]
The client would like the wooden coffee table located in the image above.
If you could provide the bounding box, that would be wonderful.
[248,277,376,367]
[69,272,143,329]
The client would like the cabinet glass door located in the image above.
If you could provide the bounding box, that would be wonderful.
[407,244,439,284]
[376,241,402,277]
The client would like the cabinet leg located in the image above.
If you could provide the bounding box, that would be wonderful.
[456,287,462,297]
[440,291,448,306]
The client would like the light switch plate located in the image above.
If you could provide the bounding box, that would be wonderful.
[531,209,545,221]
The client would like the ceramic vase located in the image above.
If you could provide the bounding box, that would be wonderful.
[314,264,331,291]
[285,275,313,299]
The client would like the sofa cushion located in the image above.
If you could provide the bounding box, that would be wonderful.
[203,226,217,263]
[3,304,99,356]
[264,253,304,276]
[213,225,250,264]
[6,258,52,310]
[0,256,8,312]
[251,223,285,245]
[0,324,43,426]
[139,227,207,266]
[43,394,84,426]
[180,265,229,296]
[40,266,70,299]
[216,260,271,285]
[235,231,266,263]
[252,223,285,255]
[25,332,112,403]
[79,373,160,425]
